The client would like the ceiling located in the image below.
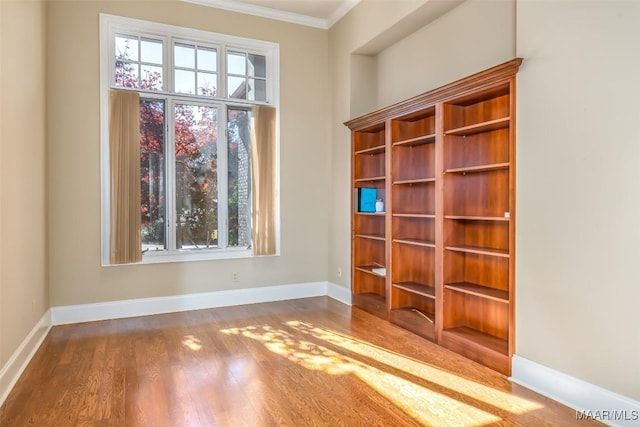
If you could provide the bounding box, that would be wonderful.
[183,0,361,29]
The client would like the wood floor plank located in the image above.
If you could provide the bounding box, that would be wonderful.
[1,297,604,426]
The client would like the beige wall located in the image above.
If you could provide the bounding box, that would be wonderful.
[0,0,49,367]
[376,0,515,107]
[516,0,640,400]
[47,0,330,306]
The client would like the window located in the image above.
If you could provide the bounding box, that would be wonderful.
[174,43,218,95]
[100,14,279,265]
[227,51,267,100]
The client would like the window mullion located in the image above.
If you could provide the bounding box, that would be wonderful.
[166,35,173,93]
[221,45,228,101]
[165,38,174,252]
[166,98,177,254]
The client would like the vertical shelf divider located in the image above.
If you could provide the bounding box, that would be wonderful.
[384,119,393,316]
[434,102,445,343]
[508,76,517,360]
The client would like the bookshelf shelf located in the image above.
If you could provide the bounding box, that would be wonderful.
[355,144,385,155]
[393,177,436,185]
[392,281,435,299]
[354,176,385,183]
[392,134,436,147]
[393,238,435,248]
[445,215,509,222]
[355,233,385,241]
[444,117,510,137]
[445,282,508,303]
[445,245,509,258]
[444,162,509,174]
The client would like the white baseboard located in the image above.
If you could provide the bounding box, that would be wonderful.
[327,282,352,306]
[50,281,339,325]
[511,355,640,426]
[0,310,52,407]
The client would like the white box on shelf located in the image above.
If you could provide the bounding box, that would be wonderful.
[372,267,386,276]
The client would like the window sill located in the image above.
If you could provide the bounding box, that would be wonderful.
[102,248,259,267]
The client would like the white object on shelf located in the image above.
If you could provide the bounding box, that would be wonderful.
[372,267,386,276]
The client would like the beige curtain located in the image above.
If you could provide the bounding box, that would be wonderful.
[109,90,142,264]
[250,105,277,256]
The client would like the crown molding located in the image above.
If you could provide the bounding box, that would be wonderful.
[181,0,359,30]
[326,0,360,28]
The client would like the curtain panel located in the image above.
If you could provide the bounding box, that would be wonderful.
[250,105,277,256]
[109,90,142,264]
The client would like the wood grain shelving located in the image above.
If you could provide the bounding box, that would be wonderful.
[444,162,509,174]
[392,281,435,299]
[445,282,508,303]
[392,213,435,219]
[355,233,385,241]
[393,238,435,248]
[355,144,385,155]
[392,134,436,147]
[442,327,509,356]
[444,116,510,136]
[354,265,386,277]
[445,215,509,221]
[445,245,509,258]
[354,176,385,183]
[393,177,436,185]
[346,58,521,375]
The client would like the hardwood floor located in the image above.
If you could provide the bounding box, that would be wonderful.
[1,297,601,426]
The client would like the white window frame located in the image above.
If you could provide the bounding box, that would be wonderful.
[99,14,280,266]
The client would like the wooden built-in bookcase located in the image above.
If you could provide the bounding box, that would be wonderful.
[345,58,522,375]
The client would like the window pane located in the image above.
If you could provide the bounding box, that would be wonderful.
[227,52,246,75]
[115,35,138,61]
[115,61,139,88]
[256,79,267,101]
[141,64,163,91]
[140,99,166,252]
[198,47,217,72]
[175,104,218,249]
[247,78,267,101]
[228,75,246,99]
[175,43,195,68]
[175,69,195,94]
[248,54,266,78]
[227,108,251,248]
[197,72,217,96]
[141,39,163,64]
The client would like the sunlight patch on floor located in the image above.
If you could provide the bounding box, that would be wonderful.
[221,324,502,426]
[285,320,541,415]
[182,335,203,351]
